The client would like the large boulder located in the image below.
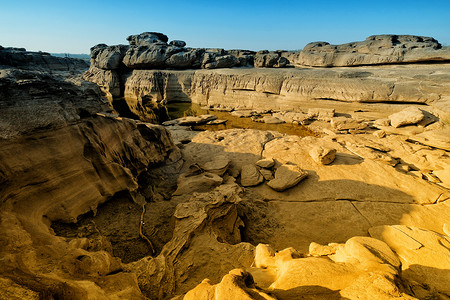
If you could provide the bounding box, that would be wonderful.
[166,48,204,69]
[90,44,129,70]
[126,32,169,46]
[254,51,289,68]
[170,40,186,47]
[297,35,450,67]
[123,44,168,69]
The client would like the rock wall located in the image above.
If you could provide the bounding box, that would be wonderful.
[109,66,450,120]
[0,59,179,298]
[84,32,450,122]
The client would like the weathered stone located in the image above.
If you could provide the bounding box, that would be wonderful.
[240,164,264,187]
[267,164,308,192]
[309,145,336,165]
[307,108,335,120]
[259,168,274,180]
[256,158,275,168]
[126,32,169,46]
[331,117,367,130]
[373,130,386,138]
[389,106,425,128]
[90,44,128,70]
[374,118,391,127]
[122,44,168,68]
[173,172,223,195]
[297,34,450,67]
[207,119,227,125]
[370,225,450,295]
[201,155,231,176]
[169,40,186,47]
[254,52,288,68]
[309,242,339,256]
[260,115,284,124]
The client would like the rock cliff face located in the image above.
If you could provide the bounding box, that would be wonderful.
[95,66,450,123]
[84,32,450,122]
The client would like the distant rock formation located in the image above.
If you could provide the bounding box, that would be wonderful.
[294,34,450,67]
[89,32,255,72]
[0,46,89,71]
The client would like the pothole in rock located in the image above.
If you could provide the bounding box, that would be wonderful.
[166,102,317,136]
[51,191,176,263]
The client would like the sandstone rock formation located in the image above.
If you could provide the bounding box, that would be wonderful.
[0,52,180,298]
[3,32,450,300]
[295,34,450,67]
[0,46,89,71]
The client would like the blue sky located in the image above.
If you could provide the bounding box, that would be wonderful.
[1,0,449,53]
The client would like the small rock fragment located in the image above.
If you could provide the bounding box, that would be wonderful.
[240,164,264,187]
[201,155,231,176]
[309,146,336,165]
[256,158,275,168]
[174,172,223,195]
[260,116,285,124]
[309,242,339,256]
[307,108,335,121]
[259,168,274,180]
[374,118,390,127]
[373,130,386,138]
[207,119,227,125]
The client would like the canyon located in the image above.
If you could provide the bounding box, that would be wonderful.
[0,33,449,299]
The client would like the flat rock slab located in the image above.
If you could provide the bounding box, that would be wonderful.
[174,172,223,195]
[256,158,275,169]
[389,107,424,128]
[201,155,231,176]
[207,119,227,125]
[260,116,285,124]
[331,117,367,131]
[267,164,308,192]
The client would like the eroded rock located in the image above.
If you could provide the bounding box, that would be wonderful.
[389,107,425,128]
[267,164,308,191]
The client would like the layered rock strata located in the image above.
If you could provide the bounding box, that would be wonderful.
[84,32,450,123]
[0,55,180,298]
[294,34,450,67]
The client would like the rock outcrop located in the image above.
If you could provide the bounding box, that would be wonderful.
[0,52,180,298]
[0,46,89,71]
[3,32,450,300]
[295,34,450,67]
